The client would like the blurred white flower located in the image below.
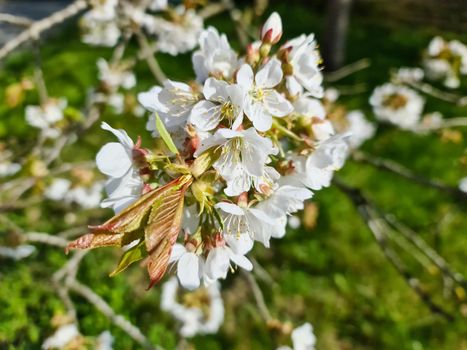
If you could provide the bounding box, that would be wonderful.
[370,83,424,130]
[424,36,467,88]
[277,322,316,350]
[149,0,168,11]
[0,245,36,260]
[287,215,301,229]
[25,99,67,138]
[96,331,114,350]
[0,161,21,177]
[97,58,136,90]
[161,277,224,338]
[45,178,72,201]
[193,27,239,83]
[392,67,424,84]
[345,110,376,149]
[459,177,467,193]
[148,7,203,56]
[42,323,80,350]
[81,16,121,47]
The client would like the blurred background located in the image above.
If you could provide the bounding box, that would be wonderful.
[0,0,466,349]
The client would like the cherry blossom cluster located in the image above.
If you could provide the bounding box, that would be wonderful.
[369,36,467,131]
[81,0,203,56]
[68,12,351,292]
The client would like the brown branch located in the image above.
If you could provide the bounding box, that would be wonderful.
[0,0,89,61]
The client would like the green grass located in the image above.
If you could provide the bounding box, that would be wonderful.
[1,2,467,349]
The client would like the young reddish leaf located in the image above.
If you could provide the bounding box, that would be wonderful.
[66,175,192,254]
[145,178,192,289]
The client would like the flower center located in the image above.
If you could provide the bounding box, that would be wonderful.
[383,93,408,109]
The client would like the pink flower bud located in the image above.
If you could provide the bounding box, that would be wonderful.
[261,12,282,44]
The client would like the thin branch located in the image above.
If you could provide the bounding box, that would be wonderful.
[24,232,69,248]
[407,81,467,106]
[0,0,89,61]
[0,13,33,27]
[384,214,467,288]
[324,58,371,82]
[352,151,467,200]
[415,117,467,131]
[334,178,456,321]
[136,32,166,84]
[68,280,158,350]
[242,271,272,322]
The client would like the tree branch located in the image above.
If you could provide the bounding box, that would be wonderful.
[0,0,89,61]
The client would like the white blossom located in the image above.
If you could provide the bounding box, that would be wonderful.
[459,177,467,193]
[370,83,425,130]
[161,277,224,338]
[169,243,205,290]
[148,7,203,56]
[0,161,21,177]
[192,27,239,83]
[190,78,244,131]
[424,36,467,88]
[237,60,293,132]
[97,58,136,90]
[194,128,278,195]
[42,324,80,350]
[277,323,316,350]
[25,99,67,138]
[81,16,121,47]
[96,123,143,213]
[0,245,36,260]
[204,237,253,281]
[282,34,323,98]
[96,331,114,350]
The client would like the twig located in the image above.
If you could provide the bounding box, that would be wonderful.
[68,280,158,350]
[24,232,69,248]
[384,215,467,288]
[334,178,456,321]
[324,58,371,82]
[407,81,467,106]
[0,13,33,27]
[0,0,89,61]
[136,32,166,84]
[242,271,272,322]
[352,151,467,200]
[415,117,467,131]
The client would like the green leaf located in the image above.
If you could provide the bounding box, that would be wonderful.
[155,112,179,154]
[110,240,147,277]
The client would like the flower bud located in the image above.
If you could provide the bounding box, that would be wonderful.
[261,12,282,44]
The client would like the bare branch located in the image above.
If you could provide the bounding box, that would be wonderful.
[68,280,159,350]
[242,270,272,322]
[0,0,89,61]
[24,232,69,248]
[352,151,467,200]
[406,81,467,106]
[136,32,166,84]
[324,58,371,82]
[0,13,33,27]
[334,178,456,321]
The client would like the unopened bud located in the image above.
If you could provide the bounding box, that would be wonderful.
[261,12,282,44]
